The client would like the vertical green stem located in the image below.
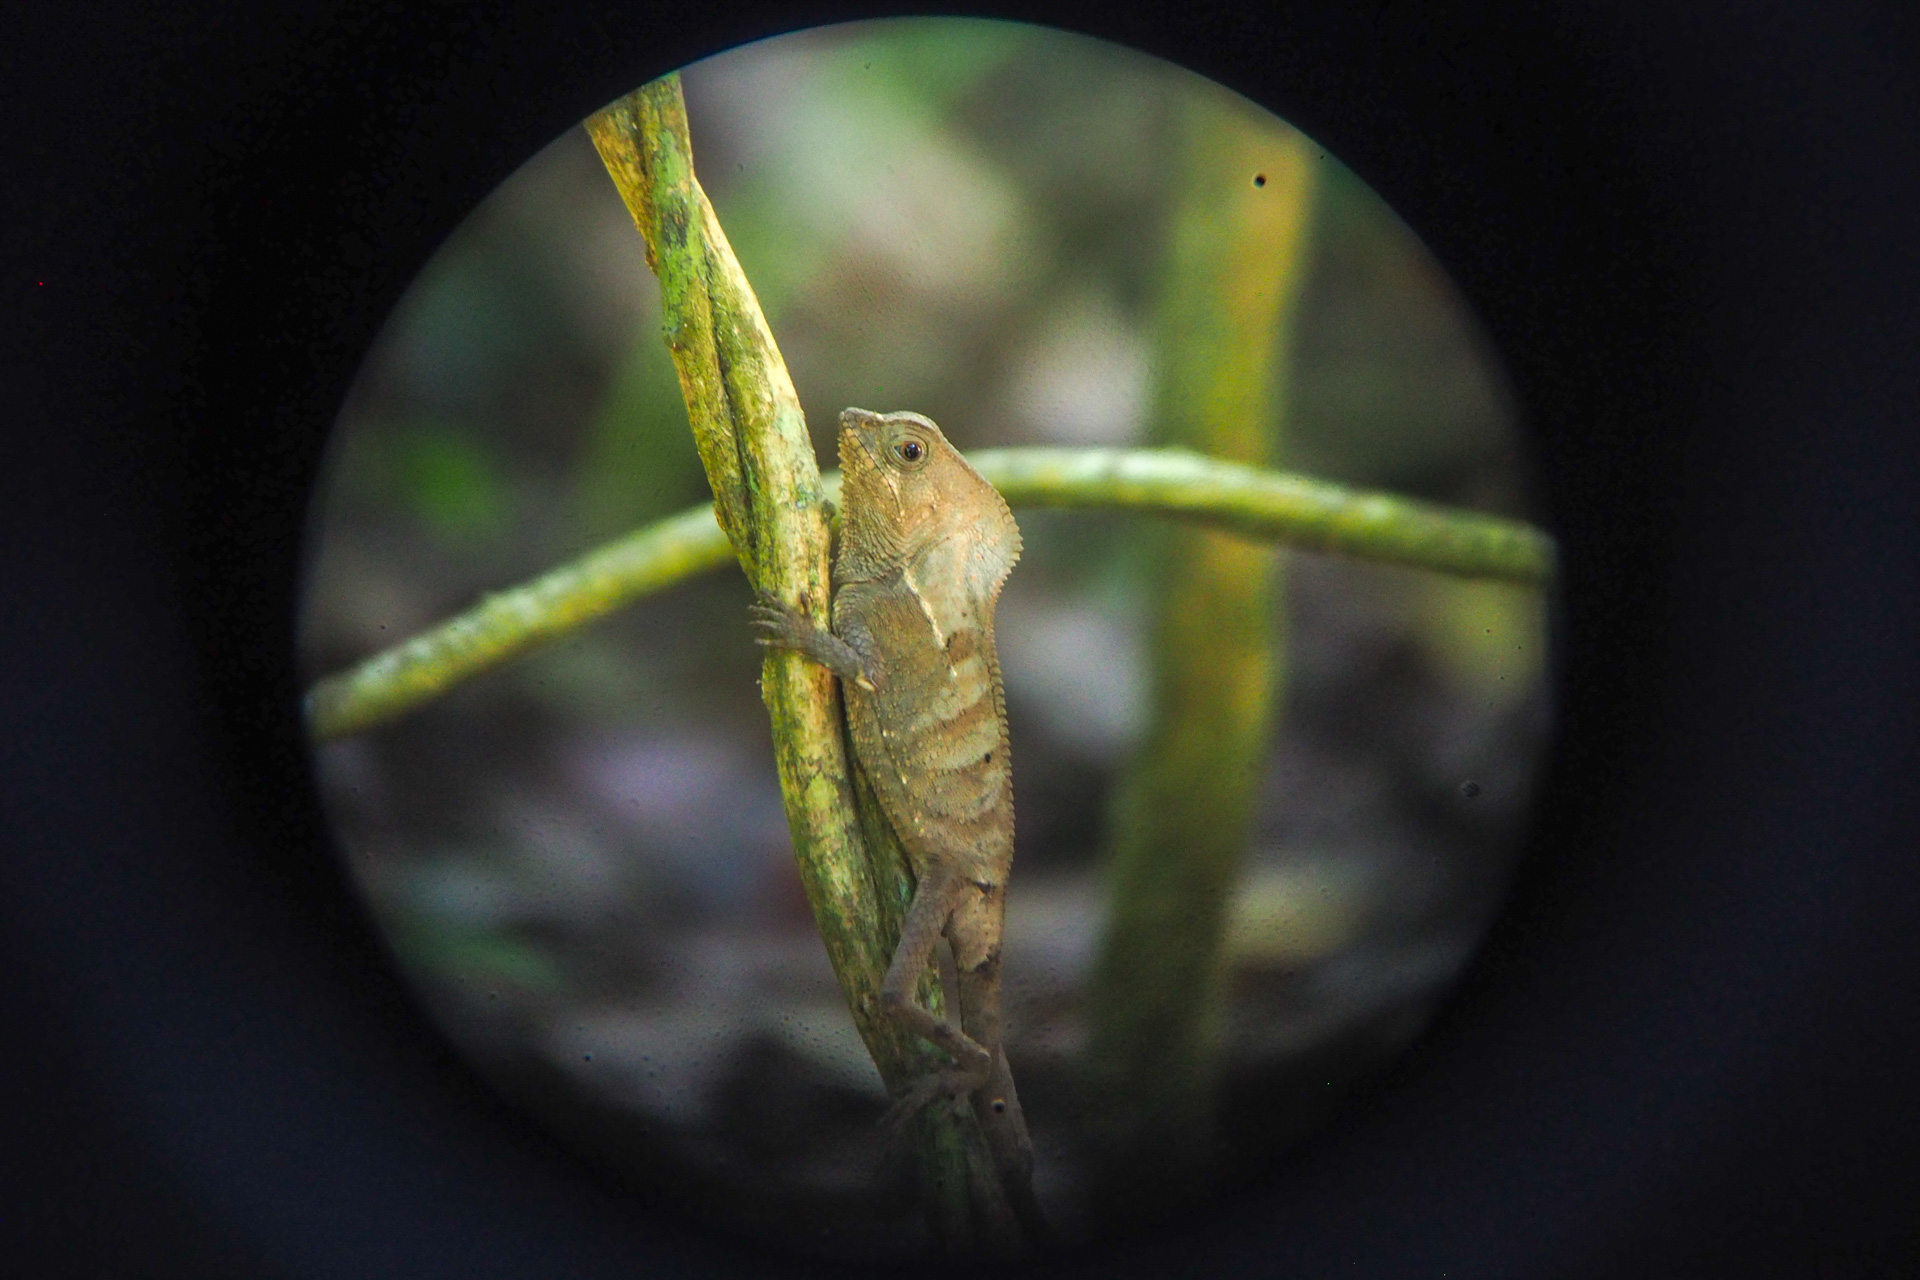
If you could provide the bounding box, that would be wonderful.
[1085,93,1317,1217]
[586,77,992,1250]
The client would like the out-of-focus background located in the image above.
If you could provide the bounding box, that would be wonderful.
[299,18,1549,1260]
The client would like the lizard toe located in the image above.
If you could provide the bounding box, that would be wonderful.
[879,1067,979,1132]
[878,1077,943,1133]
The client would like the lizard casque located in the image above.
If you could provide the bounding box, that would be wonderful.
[749,407,1044,1240]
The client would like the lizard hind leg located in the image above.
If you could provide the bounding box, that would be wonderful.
[877,869,995,1131]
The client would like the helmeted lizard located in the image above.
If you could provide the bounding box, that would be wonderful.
[749,407,1044,1241]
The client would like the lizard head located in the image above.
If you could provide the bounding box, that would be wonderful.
[836,408,1021,590]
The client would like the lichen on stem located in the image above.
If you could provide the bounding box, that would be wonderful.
[585,75,999,1250]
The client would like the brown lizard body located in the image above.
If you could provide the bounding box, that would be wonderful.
[749,407,1044,1242]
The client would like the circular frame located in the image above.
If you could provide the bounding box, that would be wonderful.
[6,2,1919,1276]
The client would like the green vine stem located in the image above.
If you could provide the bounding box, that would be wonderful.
[305,449,1553,744]
[1084,96,1310,1217]
[584,77,995,1250]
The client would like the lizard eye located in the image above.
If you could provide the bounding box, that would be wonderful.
[893,439,925,464]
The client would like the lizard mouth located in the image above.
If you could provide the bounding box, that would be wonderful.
[838,409,903,510]
[839,407,885,460]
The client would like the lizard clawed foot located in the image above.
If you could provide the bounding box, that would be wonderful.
[748,594,802,633]
[878,1066,985,1134]
[747,592,807,648]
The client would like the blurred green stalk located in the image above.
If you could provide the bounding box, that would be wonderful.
[1083,94,1316,1217]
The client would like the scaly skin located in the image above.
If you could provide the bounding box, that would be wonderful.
[750,407,1046,1244]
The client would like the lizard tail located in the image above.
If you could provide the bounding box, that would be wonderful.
[976,1050,1052,1250]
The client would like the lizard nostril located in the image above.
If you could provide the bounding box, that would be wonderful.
[992,1099,1007,1113]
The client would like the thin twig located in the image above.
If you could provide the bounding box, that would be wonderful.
[305,449,1553,742]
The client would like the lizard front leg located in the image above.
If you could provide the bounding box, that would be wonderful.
[749,592,876,691]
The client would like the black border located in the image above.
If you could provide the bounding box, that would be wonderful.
[6,2,1919,1276]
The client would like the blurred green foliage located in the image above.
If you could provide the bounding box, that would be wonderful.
[388,915,566,995]
[390,423,509,537]
[827,20,1035,119]
[1416,575,1547,704]
[578,318,708,537]
[1289,164,1519,500]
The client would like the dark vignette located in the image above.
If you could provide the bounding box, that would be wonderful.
[4,2,1917,1277]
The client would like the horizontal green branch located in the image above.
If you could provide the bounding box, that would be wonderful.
[305,504,731,741]
[973,447,1554,584]
[305,446,1555,742]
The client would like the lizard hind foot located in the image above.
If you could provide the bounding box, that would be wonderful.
[878,1067,979,1134]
